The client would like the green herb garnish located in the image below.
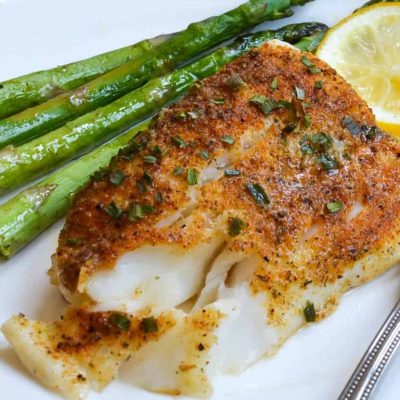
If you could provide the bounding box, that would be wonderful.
[199,150,209,160]
[303,301,316,322]
[225,74,246,90]
[246,183,270,207]
[151,145,161,156]
[104,201,122,220]
[342,116,361,136]
[142,170,152,184]
[187,168,198,186]
[365,126,378,141]
[315,80,324,89]
[249,95,289,116]
[304,113,312,128]
[173,165,184,176]
[327,201,344,213]
[141,316,158,333]
[221,135,235,145]
[317,154,338,171]
[300,133,332,155]
[211,98,225,105]
[128,203,155,222]
[109,170,126,186]
[155,192,163,203]
[224,169,241,177]
[171,135,187,148]
[301,56,321,74]
[109,313,131,331]
[271,77,279,91]
[229,218,246,237]
[143,155,157,165]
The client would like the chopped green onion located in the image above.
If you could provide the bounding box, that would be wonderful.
[317,154,338,171]
[271,77,279,91]
[109,313,131,331]
[128,203,155,222]
[303,301,316,322]
[171,135,187,148]
[301,56,321,74]
[315,80,324,89]
[304,113,312,128]
[142,170,152,184]
[246,183,270,207]
[104,201,122,220]
[225,74,246,90]
[109,171,126,186]
[211,98,225,105]
[155,192,163,203]
[173,165,184,176]
[187,168,198,186]
[141,316,158,333]
[312,132,332,150]
[143,155,157,165]
[342,116,361,136]
[151,145,161,156]
[343,152,351,161]
[199,150,210,160]
[224,169,241,177]
[300,133,332,155]
[221,135,235,145]
[249,95,289,116]
[229,218,246,237]
[365,126,378,141]
[327,201,343,213]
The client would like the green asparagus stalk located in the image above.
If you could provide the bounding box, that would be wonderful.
[0,0,312,149]
[294,30,327,52]
[0,23,327,195]
[0,35,173,120]
[0,28,328,258]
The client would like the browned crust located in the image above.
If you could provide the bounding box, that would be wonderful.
[54,42,400,300]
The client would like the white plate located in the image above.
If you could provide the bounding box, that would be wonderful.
[0,0,399,399]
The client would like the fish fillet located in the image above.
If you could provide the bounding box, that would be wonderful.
[3,40,400,399]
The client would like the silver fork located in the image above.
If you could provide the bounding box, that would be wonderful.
[338,298,400,400]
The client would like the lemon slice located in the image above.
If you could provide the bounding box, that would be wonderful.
[316,3,400,137]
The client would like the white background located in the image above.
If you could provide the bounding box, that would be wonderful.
[0,1,399,399]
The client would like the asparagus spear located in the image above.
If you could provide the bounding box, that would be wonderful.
[0,23,327,195]
[0,28,327,258]
[294,30,327,52]
[0,35,172,120]
[0,0,311,149]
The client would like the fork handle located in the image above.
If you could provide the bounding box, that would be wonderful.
[338,299,400,400]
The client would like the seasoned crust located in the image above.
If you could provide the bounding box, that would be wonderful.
[53,41,400,304]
